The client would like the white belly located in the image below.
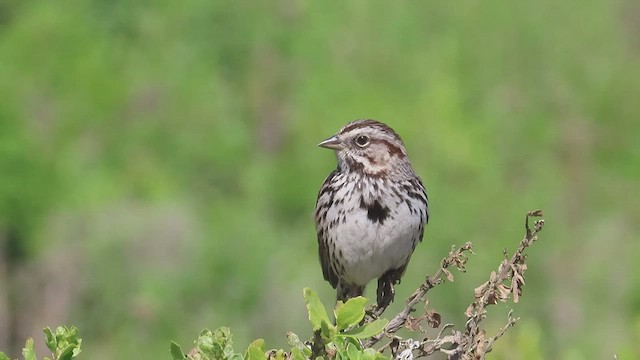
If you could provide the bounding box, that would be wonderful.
[325,184,422,286]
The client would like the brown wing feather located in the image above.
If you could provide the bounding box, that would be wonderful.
[315,169,339,288]
[414,176,429,241]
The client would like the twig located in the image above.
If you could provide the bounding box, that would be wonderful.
[356,210,544,359]
[463,210,544,357]
[484,310,520,352]
[364,242,474,348]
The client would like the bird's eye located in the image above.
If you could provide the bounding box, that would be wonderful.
[354,135,370,147]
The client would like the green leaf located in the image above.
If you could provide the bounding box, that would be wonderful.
[41,326,81,360]
[22,338,37,360]
[72,338,82,358]
[0,352,10,360]
[272,349,285,360]
[332,336,345,353]
[194,329,214,357]
[209,337,224,358]
[290,348,306,360]
[58,345,76,360]
[192,327,243,360]
[320,319,337,341]
[245,339,266,360]
[361,348,388,360]
[44,327,56,353]
[303,288,331,331]
[287,332,312,357]
[344,337,362,350]
[286,332,302,347]
[339,319,388,339]
[346,343,361,360]
[334,297,368,331]
[193,329,215,357]
[170,341,186,360]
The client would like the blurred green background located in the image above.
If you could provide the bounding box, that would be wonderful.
[0,0,638,359]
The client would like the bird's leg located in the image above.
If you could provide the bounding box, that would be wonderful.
[376,268,405,313]
[376,275,395,312]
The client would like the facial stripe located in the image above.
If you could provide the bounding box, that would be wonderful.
[369,139,405,157]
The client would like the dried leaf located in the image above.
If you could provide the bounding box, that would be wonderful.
[497,284,511,303]
[453,250,470,272]
[465,303,475,318]
[511,279,524,303]
[442,268,455,282]
[425,310,441,328]
[528,209,543,217]
[474,329,487,355]
[512,286,520,303]
[473,281,489,300]
[511,262,527,303]
[406,316,422,332]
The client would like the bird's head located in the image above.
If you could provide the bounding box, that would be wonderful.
[319,119,413,177]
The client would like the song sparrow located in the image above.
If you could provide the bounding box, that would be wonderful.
[314,119,429,308]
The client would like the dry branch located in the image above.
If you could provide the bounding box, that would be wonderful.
[364,209,544,359]
[461,209,544,358]
[363,242,474,348]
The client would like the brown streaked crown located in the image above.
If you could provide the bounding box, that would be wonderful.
[338,119,403,144]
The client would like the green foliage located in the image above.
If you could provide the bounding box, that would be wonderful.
[303,288,388,343]
[43,327,82,360]
[22,339,37,360]
[286,333,310,360]
[341,345,385,360]
[3,291,382,359]
[244,340,267,360]
[171,328,244,360]
[170,342,186,360]
[302,288,387,359]
[334,297,368,331]
[0,327,81,360]
[303,288,332,332]
[168,288,388,360]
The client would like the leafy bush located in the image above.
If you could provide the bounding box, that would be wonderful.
[0,326,81,360]
[171,289,387,360]
[1,211,545,359]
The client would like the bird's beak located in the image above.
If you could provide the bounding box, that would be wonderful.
[318,135,343,150]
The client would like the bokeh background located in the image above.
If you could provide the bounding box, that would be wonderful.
[0,0,639,359]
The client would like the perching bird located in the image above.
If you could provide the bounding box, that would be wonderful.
[314,119,429,308]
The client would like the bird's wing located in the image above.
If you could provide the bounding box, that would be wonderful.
[411,176,429,242]
[315,169,340,288]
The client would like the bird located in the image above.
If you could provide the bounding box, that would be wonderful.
[314,119,429,309]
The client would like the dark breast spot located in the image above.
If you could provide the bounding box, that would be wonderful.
[360,197,391,224]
